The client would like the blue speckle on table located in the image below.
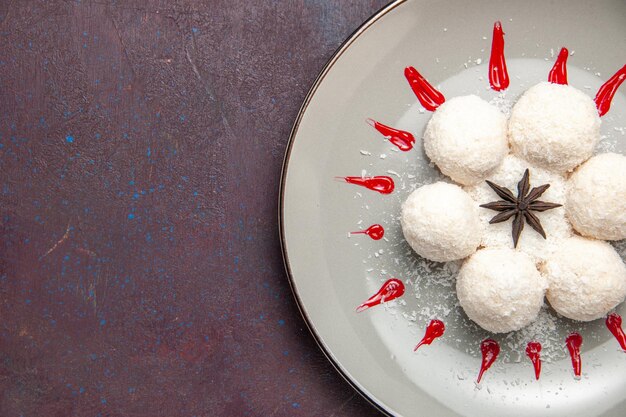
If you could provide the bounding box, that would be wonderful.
[65,135,74,143]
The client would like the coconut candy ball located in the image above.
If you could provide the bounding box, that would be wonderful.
[543,236,626,322]
[401,182,481,262]
[457,248,547,333]
[464,154,571,263]
[566,152,626,241]
[423,95,508,186]
[508,82,601,173]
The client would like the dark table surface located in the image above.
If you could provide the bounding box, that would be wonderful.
[0,1,391,416]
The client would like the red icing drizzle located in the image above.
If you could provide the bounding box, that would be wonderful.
[414,319,445,351]
[566,333,583,378]
[366,118,415,151]
[404,66,445,111]
[356,278,405,313]
[477,339,500,383]
[595,64,626,117]
[341,176,394,194]
[606,313,626,351]
[548,47,569,85]
[525,341,542,380]
[351,224,384,241]
[488,21,510,91]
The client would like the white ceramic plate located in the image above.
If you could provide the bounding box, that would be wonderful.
[280,1,626,416]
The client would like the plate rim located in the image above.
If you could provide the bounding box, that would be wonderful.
[278,1,407,415]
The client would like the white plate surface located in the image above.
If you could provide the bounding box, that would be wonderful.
[280,1,626,416]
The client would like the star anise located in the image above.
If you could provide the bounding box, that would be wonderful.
[480,169,562,248]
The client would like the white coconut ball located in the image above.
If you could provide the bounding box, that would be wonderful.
[457,248,547,333]
[464,154,571,263]
[566,153,626,241]
[543,236,626,322]
[424,95,508,185]
[401,182,481,262]
[508,82,601,173]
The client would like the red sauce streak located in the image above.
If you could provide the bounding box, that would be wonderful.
[566,332,583,378]
[488,21,510,91]
[595,64,626,117]
[606,313,626,351]
[366,118,415,151]
[351,224,385,241]
[414,319,445,351]
[341,176,394,194]
[525,341,542,380]
[548,47,569,85]
[477,339,500,383]
[356,278,405,313]
[404,66,445,111]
